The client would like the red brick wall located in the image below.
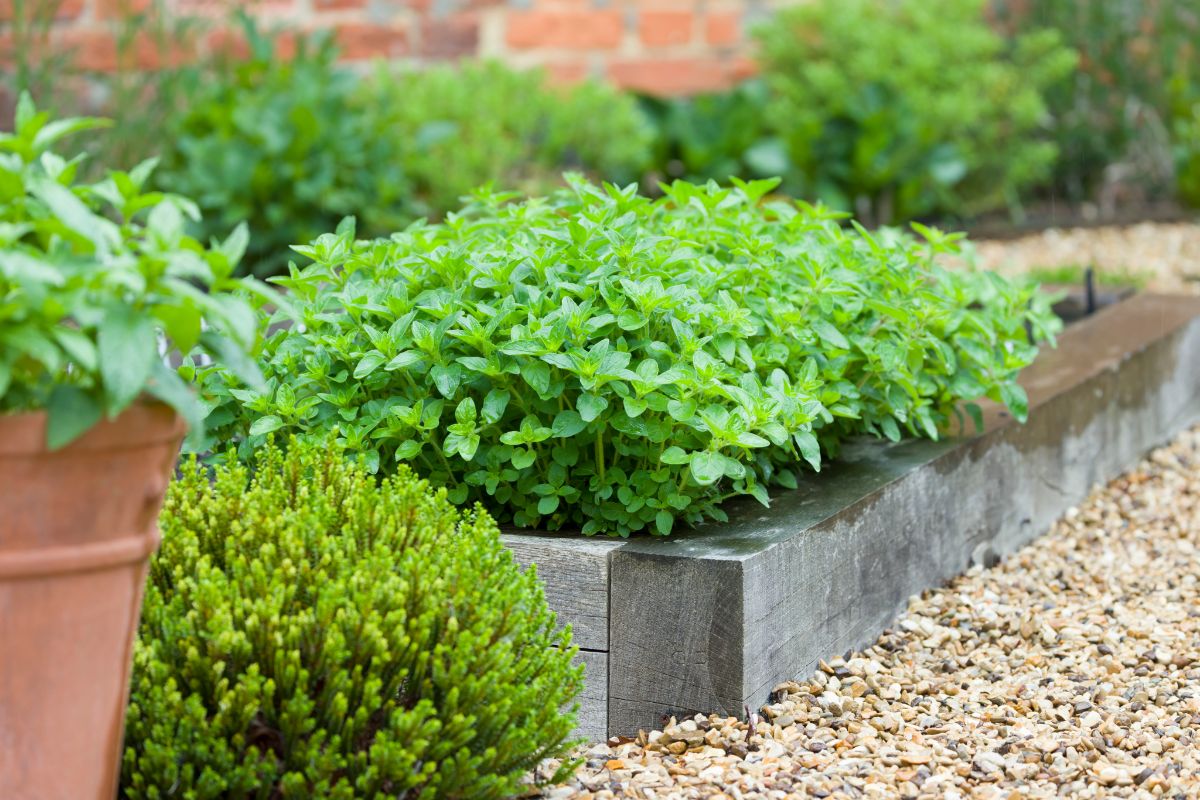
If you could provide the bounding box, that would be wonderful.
[2,0,784,95]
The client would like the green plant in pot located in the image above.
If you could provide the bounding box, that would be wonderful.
[0,93,265,800]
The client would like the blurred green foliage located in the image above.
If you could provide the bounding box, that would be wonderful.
[7,0,1196,242]
[1175,107,1200,207]
[155,18,410,278]
[1025,264,1152,290]
[992,0,1200,206]
[154,20,652,276]
[638,80,793,189]
[754,0,1076,225]
[361,60,652,220]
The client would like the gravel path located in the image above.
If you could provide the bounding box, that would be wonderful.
[536,426,1200,799]
[967,222,1200,294]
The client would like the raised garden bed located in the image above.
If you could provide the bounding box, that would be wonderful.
[506,292,1200,740]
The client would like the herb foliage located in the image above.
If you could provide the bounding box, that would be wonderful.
[202,178,1058,536]
[0,94,264,448]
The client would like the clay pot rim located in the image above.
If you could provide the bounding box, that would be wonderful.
[0,401,186,456]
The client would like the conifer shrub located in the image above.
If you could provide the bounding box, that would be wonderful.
[198,178,1060,537]
[120,439,581,799]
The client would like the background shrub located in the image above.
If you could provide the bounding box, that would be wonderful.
[155,26,652,278]
[992,0,1200,207]
[154,16,410,278]
[1175,105,1200,208]
[638,80,792,189]
[361,60,653,220]
[756,0,1076,225]
[121,439,581,799]
[198,178,1059,536]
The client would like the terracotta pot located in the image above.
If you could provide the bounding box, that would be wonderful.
[0,403,185,800]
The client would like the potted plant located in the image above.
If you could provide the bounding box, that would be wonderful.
[0,94,267,799]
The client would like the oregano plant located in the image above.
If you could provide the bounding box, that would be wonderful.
[200,177,1059,536]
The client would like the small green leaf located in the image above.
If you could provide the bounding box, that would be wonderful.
[654,510,674,536]
[623,396,648,417]
[385,351,423,371]
[964,402,985,433]
[431,365,462,398]
[667,398,696,422]
[354,351,387,379]
[46,386,103,450]
[552,410,587,438]
[395,440,422,460]
[98,306,158,416]
[1000,383,1029,423]
[660,446,690,465]
[249,415,284,437]
[735,431,770,448]
[454,397,477,426]
[537,495,560,515]
[811,318,850,351]
[481,389,510,424]
[689,451,725,486]
[794,431,822,472]
[511,448,536,469]
[577,393,608,423]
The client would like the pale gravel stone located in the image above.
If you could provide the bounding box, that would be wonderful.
[533,425,1200,799]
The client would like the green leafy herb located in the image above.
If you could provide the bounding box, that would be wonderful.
[0,93,266,448]
[202,177,1059,536]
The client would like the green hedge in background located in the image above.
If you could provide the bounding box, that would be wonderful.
[154,18,652,277]
[122,439,581,798]
[639,80,789,190]
[754,0,1077,225]
[155,19,409,278]
[363,60,652,221]
[992,0,1200,207]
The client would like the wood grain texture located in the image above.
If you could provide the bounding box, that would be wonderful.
[503,533,621,651]
[574,649,608,742]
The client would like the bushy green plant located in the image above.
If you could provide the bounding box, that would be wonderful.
[0,94,264,447]
[199,177,1058,536]
[992,0,1200,205]
[639,79,794,189]
[121,438,582,799]
[361,60,652,219]
[155,15,409,278]
[756,0,1076,224]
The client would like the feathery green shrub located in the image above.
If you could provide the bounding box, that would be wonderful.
[121,439,582,799]
[197,178,1059,537]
